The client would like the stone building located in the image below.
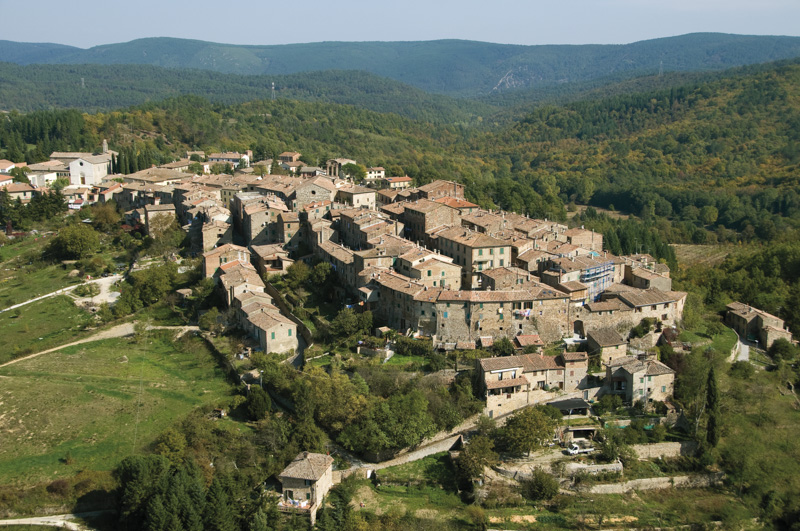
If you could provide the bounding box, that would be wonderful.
[477,351,589,419]
[434,227,512,289]
[402,198,461,246]
[277,452,334,525]
[604,356,674,404]
[725,301,793,348]
[586,328,628,364]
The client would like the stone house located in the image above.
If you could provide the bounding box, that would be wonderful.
[144,204,176,236]
[601,285,686,327]
[477,351,589,419]
[434,227,512,289]
[432,196,478,215]
[251,244,293,277]
[725,301,793,348]
[246,309,297,354]
[335,185,376,210]
[218,262,265,306]
[280,152,303,164]
[402,198,461,246]
[558,227,604,253]
[624,265,673,291]
[338,209,400,250]
[604,356,674,404]
[394,248,461,290]
[586,328,628,364]
[412,179,465,201]
[202,243,250,278]
[277,452,334,525]
[381,176,412,189]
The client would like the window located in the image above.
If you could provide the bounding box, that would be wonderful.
[288,329,292,337]
[661,386,666,393]
[490,248,494,255]
[441,271,445,276]
[427,270,432,276]
[500,259,504,267]
[443,311,448,318]
[271,332,275,340]
[478,249,483,256]
[500,248,504,255]
[640,378,644,384]
[433,281,437,286]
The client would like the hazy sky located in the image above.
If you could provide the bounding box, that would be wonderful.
[2,0,799,48]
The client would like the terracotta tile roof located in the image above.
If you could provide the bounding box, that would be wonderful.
[486,376,529,389]
[433,197,478,209]
[562,351,588,362]
[514,335,544,347]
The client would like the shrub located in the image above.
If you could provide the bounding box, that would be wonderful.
[46,479,71,496]
[729,361,755,379]
[520,468,560,501]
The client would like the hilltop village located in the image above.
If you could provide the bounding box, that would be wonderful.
[2,146,714,414]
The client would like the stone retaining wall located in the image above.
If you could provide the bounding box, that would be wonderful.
[631,441,698,460]
[586,472,725,494]
[564,461,623,476]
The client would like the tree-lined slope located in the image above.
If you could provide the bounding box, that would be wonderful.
[3,33,800,96]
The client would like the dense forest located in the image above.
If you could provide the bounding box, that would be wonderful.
[3,33,800,96]
[0,64,492,124]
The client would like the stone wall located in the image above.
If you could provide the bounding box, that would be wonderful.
[586,472,724,494]
[564,461,623,477]
[631,441,698,460]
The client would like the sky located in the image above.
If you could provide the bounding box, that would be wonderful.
[1,0,799,48]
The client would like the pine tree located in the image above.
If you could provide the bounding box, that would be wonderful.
[203,477,236,531]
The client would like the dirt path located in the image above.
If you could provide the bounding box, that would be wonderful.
[0,274,123,314]
[0,323,199,368]
[0,510,111,530]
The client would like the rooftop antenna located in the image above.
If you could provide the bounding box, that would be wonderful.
[271,82,275,101]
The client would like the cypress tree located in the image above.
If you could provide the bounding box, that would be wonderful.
[706,366,721,447]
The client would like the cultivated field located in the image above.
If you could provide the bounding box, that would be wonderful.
[671,244,734,267]
[0,332,233,485]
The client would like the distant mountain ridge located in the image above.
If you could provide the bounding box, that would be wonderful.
[2,33,800,97]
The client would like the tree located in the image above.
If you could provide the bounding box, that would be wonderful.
[456,434,497,482]
[492,336,515,357]
[706,366,721,448]
[199,307,222,334]
[500,406,558,457]
[92,202,121,233]
[153,427,187,464]
[768,338,799,362]
[519,467,560,501]
[48,223,100,260]
[285,261,310,289]
[341,163,366,182]
[203,477,236,531]
[9,166,30,183]
[246,386,271,421]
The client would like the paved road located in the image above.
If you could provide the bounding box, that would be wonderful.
[0,323,199,369]
[0,275,123,314]
[737,340,750,362]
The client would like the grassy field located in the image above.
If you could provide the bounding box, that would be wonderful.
[671,244,734,267]
[0,237,85,310]
[0,332,234,485]
[0,296,94,365]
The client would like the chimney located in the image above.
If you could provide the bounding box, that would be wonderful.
[102,139,108,154]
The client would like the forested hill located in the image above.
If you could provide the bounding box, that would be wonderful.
[3,33,800,96]
[2,59,800,247]
[0,63,494,124]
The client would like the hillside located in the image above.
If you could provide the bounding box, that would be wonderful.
[3,58,800,245]
[0,63,494,124]
[2,33,800,97]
